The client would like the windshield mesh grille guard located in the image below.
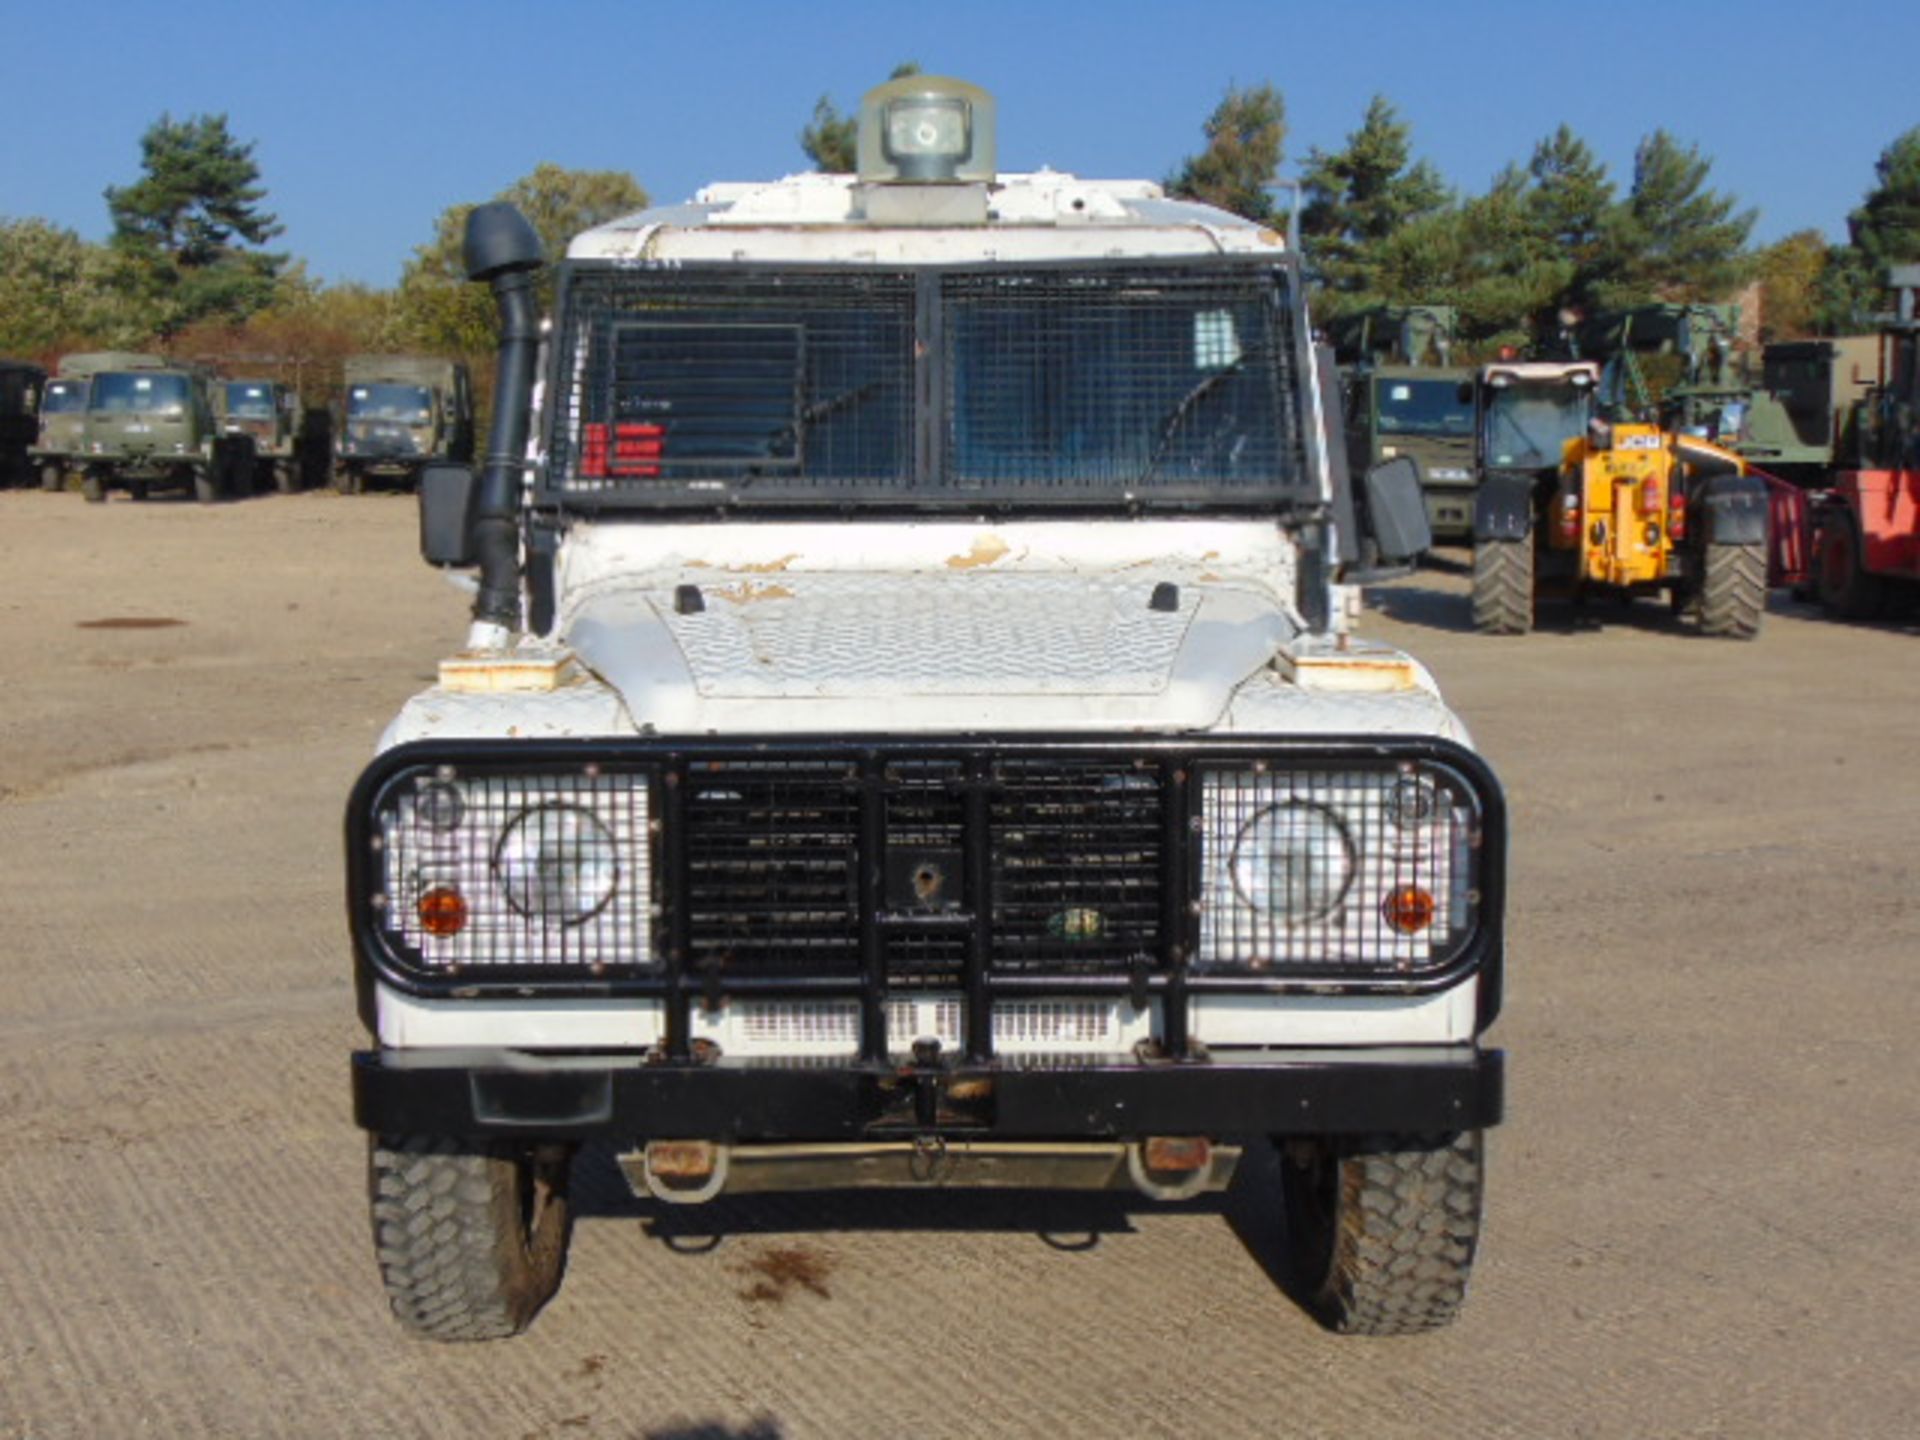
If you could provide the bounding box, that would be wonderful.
[540,260,1313,509]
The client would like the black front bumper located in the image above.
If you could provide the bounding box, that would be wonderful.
[353,1045,1503,1142]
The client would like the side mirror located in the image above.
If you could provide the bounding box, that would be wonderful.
[1363,455,1432,563]
[419,463,478,566]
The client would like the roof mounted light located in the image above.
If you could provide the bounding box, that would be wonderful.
[857,76,996,184]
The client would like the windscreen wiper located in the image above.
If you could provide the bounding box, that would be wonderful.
[1135,349,1262,485]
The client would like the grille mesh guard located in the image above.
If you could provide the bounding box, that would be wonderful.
[352,738,1503,1042]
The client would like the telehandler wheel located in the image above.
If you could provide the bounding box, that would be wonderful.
[1471,538,1533,634]
[1815,514,1885,620]
[81,471,106,504]
[1698,541,1766,639]
[369,1135,575,1343]
[40,462,64,493]
[1280,1131,1484,1336]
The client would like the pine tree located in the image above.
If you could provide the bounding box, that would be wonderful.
[103,113,284,337]
[1604,130,1754,305]
[1525,124,1618,313]
[1165,83,1287,224]
[1300,96,1450,305]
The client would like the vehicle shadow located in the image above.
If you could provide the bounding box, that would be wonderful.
[643,1422,785,1440]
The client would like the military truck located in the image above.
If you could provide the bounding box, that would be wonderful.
[345,76,1507,1343]
[76,355,243,503]
[214,378,305,494]
[32,373,92,491]
[0,360,46,487]
[1333,307,1477,540]
[335,356,472,493]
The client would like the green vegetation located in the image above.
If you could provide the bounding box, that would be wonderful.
[1165,83,1287,226]
[4,98,1917,404]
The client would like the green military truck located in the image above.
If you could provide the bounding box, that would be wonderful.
[335,356,473,493]
[36,353,159,492]
[214,378,306,494]
[78,357,235,504]
[1333,306,1477,541]
[0,360,46,487]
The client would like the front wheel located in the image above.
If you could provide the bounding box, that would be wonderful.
[40,462,65,493]
[193,469,219,505]
[369,1135,574,1342]
[1471,537,1534,634]
[273,459,299,494]
[333,465,363,496]
[1280,1131,1484,1335]
[81,470,106,504]
[1815,513,1885,620]
[1697,541,1766,639]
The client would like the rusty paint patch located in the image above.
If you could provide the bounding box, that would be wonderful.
[735,1244,834,1305]
[712,581,794,605]
[945,534,1010,570]
[76,617,186,630]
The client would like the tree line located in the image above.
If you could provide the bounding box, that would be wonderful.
[1164,84,1920,355]
[4,91,1917,400]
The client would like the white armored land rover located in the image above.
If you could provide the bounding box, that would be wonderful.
[347,77,1506,1342]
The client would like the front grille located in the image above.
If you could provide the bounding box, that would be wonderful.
[681,757,1166,982]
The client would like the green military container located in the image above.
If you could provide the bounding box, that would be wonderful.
[335,355,473,493]
[1333,306,1478,541]
[1755,336,1880,481]
[0,360,47,488]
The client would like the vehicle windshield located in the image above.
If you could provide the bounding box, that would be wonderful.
[1376,377,1473,438]
[348,384,433,424]
[1484,384,1591,468]
[90,372,192,418]
[548,262,1309,508]
[226,384,275,419]
[42,381,88,414]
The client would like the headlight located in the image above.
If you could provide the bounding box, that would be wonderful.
[1198,762,1483,976]
[1228,801,1354,921]
[494,803,619,923]
[373,769,652,973]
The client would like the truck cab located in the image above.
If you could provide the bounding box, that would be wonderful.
[335,356,473,493]
[79,361,220,504]
[346,77,1505,1343]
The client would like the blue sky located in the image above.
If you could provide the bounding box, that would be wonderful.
[8,0,1917,287]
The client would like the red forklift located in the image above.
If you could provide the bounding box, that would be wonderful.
[1811,265,1920,618]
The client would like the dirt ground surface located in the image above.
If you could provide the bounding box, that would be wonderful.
[2,488,1917,1439]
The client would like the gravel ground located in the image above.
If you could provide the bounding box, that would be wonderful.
[1,489,1916,1439]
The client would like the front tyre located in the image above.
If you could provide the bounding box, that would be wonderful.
[40,461,65,493]
[1698,541,1765,638]
[1471,538,1533,634]
[81,470,107,504]
[1280,1131,1484,1335]
[369,1135,574,1342]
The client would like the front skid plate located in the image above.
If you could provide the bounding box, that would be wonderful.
[352,1046,1503,1141]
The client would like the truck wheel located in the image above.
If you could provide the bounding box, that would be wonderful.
[1470,538,1533,634]
[333,465,362,496]
[368,1135,574,1342]
[1280,1131,1483,1336]
[274,459,299,495]
[81,471,106,504]
[1815,514,1885,620]
[40,462,64,493]
[193,469,219,505]
[1698,541,1765,639]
